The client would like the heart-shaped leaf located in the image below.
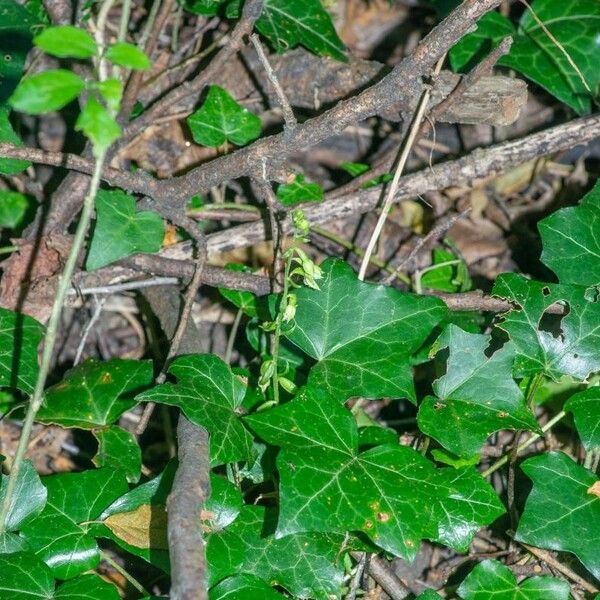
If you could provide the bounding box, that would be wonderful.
[0,307,44,393]
[136,354,254,466]
[565,388,600,451]
[493,274,600,380]
[515,451,600,581]
[38,358,153,428]
[20,468,128,579]
[457,559,570,599]
[86,189,164,270]
[187,85,261,148]
[418,325,539,457]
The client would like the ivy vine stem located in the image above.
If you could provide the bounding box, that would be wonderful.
[0,150,107,534]
[481,410,566,479]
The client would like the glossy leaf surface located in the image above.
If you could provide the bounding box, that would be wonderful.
[0,552,54,599]
[93,425,142,483]
[565,388,600,451]
[209,574,287,600]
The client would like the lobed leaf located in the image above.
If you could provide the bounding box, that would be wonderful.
[565,387,600,451]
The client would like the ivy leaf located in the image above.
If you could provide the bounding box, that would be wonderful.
[33,25,97,59]
[93,425,142,483]
[0,307,44,393]
[10,69,85,115]
[515,451,600,581]
[219,263,259,318]
[416,592,443,600]
[55,574,121,600]
[0,106,31,174]
[457,559,570,599]
[0,532,30,553]
[137,354,254,466]
[493,274,600,380]
[105,42,151,71]
[37,358,153,428]
[20,468,128,579]
[86,189,164,270]
[419,248,472,293]
[75,96,121,156]
[286,258,448,402]
[256,0,346,62]
[204,475,243,532]
[0,0,39,105]
[0,189,29,229]
[246,387,499,561]
[0,552,54,599]
[209,574,288,600]
[565,388,600,451]
[187,85,261,148]
[538,180,600,287]
[207,505,344,600]
[276,174,324,206]
[417,325,539,457]
[0,459,47,531]
[103,504,169,550]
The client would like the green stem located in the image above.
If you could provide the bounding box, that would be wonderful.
[224,309,243,365]
[117,0,132,42]
[0,151,107,534]
[270,256,292,405]
[481,410,566,478]
[0,246,17,255]
[100,550,149,596]
[138,0,161,49]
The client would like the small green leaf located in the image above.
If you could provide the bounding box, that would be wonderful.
[38,358,153,428]
[0,190,29,229]
[96,78,123,113]
[181,0,225,15]
[0,106,31,175]
[419,248,471,293]
[539,180,600,287]
[207,505,344,600]
[20,469,128,579]
[0,552,54,599]
[219,263,259,317]
[86,189,164,270]
[565,387,600,451]
[340,162,370,177]
[0,307,44,393]
[137,354,254,466]
[105,42,151,70]
[75,96,121,156]
[515,451,600,581]
[93,425,142,483]
[256,0,346,62]
[209,574,288,600]
[187,85,261,148]
[33,25,97,59]
[55,574,121,600]
[10,69,85,114]
[457,559,570,599]
[416,591,443,600]
[417,325,539,457]
[0,460,47,531]
[276,174,324,206]
[286,258,447,402]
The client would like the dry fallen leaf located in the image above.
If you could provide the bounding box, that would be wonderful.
[104,504,169,550]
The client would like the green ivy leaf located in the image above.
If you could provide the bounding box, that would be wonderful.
[9,69,85,115]
[539,180,600,287]
[0,532,30,553]
[105,42,151,70]
[55,574,121,600]
[418,325,539,457]
[219,263,259,318]
[187,85,261,148]
[0,307,44,393]
[419,248,472,293]
[515,451,600,580]
[93,425,142,483]
[276,174,324,206]
[0,106,31,174]
[246,387,500,561]
[286,258,448,402]
[256,0,346,62]
[565,388,600,451]
[207,505,344,600]
[493,274,600,380]
[209,574,288,600]
[0,552,54,599]
[416,591,443,600]
[20,468,128,579]
[181,0,225,16]
[33,25,97,59]
[75,96,121,156]
[0,459,47,531]
[137,354,254,466]
[86,189,164,270]
[457,559,570,599]
[0,0,40,105]
[0,189,29,229]
[37,358,153,428]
